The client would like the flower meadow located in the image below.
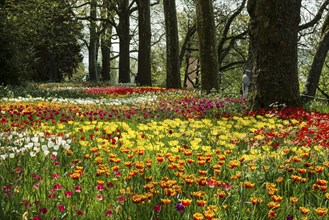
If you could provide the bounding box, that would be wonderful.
[1,85,329,220]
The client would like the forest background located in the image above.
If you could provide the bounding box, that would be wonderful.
[1,0,329,108]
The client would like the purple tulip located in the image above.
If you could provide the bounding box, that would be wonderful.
[175,203,185,212]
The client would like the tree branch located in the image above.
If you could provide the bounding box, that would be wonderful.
[317,86,329,104]
[151,0,160,6]
[179,22,197,65]
[299,0,329,31]
[219,61,245,72]
[219,30,247,65]
[151,32,166,47]
[217,0,247,57]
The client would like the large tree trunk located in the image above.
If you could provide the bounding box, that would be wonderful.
[100,29,112,81]
[117,0,131,83]
[88,0,98,81]
[245,43,254,93]
[100,0,112,81]
[196,0,219,93]
[136,0,152,86]
[247,0,301,109]
[49,52,59,82]
[163,0,181,89]
[302,13,329,102]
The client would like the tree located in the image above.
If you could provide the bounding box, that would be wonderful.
[178,5,197,88]
[136,0,152,86]
[88,0,98,81]
[247,0,301,109]
[100,0,113,81]
[163,0,181,88]
[216,0,247,83]
[33,0,82,82]
[196,0,219,93]
[0,0,19,85]
[1,0,82,84]
[302,12,329,102]
[117,0,132,83]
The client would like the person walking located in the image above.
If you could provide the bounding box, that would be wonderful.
[242,71,250,98]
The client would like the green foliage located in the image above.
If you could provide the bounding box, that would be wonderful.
[151,48,167,86]
[0,0,20,85]
[1,0,83,84]
[304,100,329,113]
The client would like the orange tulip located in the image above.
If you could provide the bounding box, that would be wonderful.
[243,181,255,189]
[315,207,328,216]
[267,202,280,210]
[325,193,329,200]
[271,195,282,202]
[250,197,262,205]
[203,210,215,220]
[160,198,171,205]
[290,197,298,205]
[268,210,277,219]
[193,213,204,220]
[316,179,327,186]
[299,207,310,215]
[181,198,192,207]
[197,200,207,207]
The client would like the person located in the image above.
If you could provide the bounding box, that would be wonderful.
[242,71,250,97]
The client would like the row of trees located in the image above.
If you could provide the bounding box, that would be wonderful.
[1,0,329,109]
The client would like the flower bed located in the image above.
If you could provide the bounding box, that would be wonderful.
[0,87,329,219]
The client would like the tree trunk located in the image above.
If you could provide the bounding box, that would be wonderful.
[49,52,59,82]
[247,0,301,109]
[196,0,219,93]
[88,0,98,81]
[118,0,131,83]
[100,30,112,81]
[183,47,191,88]
[302,13,329,102]
[100,0,112,81]
[245,43,254,93]
[136,0,152,86]
[163,0,181,89]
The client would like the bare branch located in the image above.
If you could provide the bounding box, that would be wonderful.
[217,0,247,55]
[129,0,137,12]
[219,30,247,65]
[219,61,245,72]
[151,32,166,47]
[317,86,329,104]
[151,0,160,6]
[69,1,90,9]
[299,0,329,31]
[179,22,197,65]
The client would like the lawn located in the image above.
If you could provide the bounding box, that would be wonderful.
[1,84,329,220]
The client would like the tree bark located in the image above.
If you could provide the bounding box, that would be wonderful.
[247,0,301,109]
[302,13,329,102]
[49,52,59,82]
[100,29,112,81]
[136,0,152,86]
[163,0,181,89]
[117,0,131,83]
[88,0,98,81]
[100,0,112,81]
[245,43,254,93]
[196,0,219,93]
